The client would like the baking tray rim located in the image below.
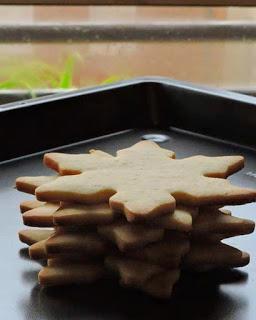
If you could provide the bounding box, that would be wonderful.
[1,76,256,112]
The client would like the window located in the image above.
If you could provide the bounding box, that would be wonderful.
[0,4,256,105]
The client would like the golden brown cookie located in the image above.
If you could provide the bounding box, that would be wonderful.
[46,230,108,257]
[41,257,180,298]
[26,229,250,271]
[147,205,198,231]
[19,198,196,232]
[20,200,45,213]
[44,149,114,175]
[28,239,96,260]
[184,242,250,269]
[35,141,256,221]
[141,270,180,299]
[54,203,117,226]
[47,257,95,267]
[127,234,189,267]
[18,199,254,243]
[97,222,165,251]
[193,207,255,235]
[192,232,242,243]
[23,228,187,267]
[22,203,59,227]
[19,229,54,245]
[105,256,180,298]
[29,240,47,260]
[105,256,164,286]
[16,176,57,195]
[39,263,104,286]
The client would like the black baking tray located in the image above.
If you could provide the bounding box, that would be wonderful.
[0,77,255,320]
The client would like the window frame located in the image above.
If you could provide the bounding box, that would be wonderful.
[0,0,255,6]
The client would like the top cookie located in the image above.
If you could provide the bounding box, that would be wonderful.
[35,141,256,221]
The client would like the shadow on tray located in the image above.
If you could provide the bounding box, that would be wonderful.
[19,248,46,267]
[20,269,248,320]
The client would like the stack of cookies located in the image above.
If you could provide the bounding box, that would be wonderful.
[17,141,256,298]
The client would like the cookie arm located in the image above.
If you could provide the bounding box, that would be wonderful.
[16,176,57,194]
[110,190,176,222]
[44,151,115,175]
[172,176,256,206]
[35,173,116,204]
[193,207,255,235]
[197,155,245,178]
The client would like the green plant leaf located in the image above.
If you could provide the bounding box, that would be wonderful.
[101,75,123,85]
[0,55,77,90]
[0,80,19,89]
[59,56,75,89]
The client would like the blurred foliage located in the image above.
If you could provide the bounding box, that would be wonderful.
[0,56,75,90]
[0,54,124,94]
[101,75,124,85]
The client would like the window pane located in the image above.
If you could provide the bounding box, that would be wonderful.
[0,5,256,104]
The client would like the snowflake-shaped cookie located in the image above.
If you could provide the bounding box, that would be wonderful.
[36,141,256,221]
